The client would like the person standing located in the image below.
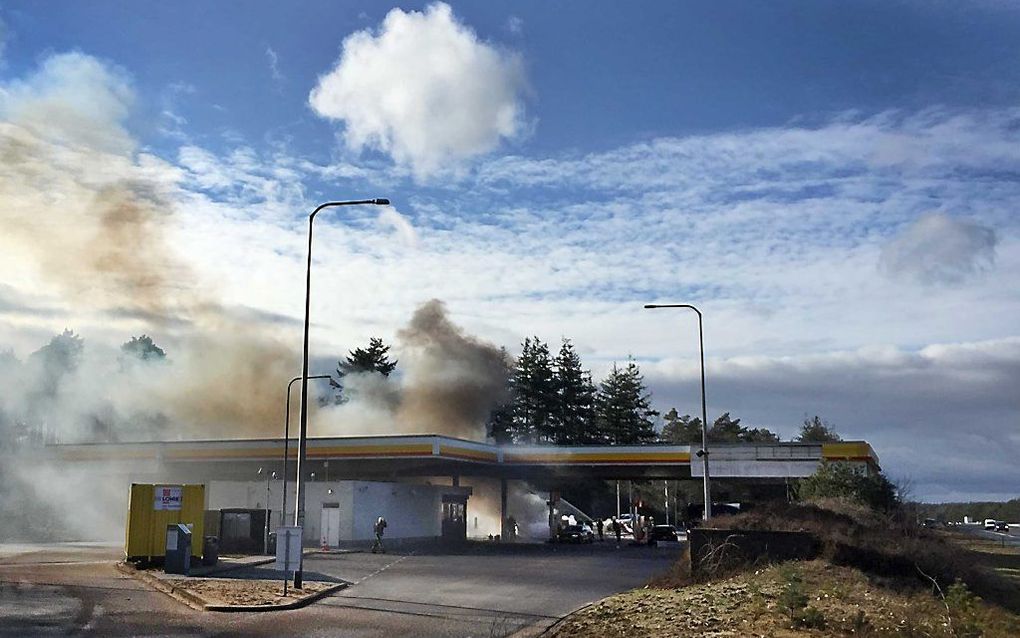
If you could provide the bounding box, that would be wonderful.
[611,516,622,547]
[372,516,387,554]
[596,518,604,541]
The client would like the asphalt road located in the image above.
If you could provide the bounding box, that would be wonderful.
[955,523,1020,547]
[0,540,677,637]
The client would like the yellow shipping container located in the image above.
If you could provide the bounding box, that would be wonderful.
[125,484,205,561]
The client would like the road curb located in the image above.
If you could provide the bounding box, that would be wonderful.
[115,561,347,612]
[203,582,348,612]
[116,562,207,611]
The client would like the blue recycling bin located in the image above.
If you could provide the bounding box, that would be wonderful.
[165,523,192,575]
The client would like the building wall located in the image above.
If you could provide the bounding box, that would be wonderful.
[207,479,451,545]
[351,481,443,540]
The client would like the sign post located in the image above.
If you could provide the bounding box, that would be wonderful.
[275,526,302,596]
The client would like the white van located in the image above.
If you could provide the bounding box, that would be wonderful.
[984,519,997,530]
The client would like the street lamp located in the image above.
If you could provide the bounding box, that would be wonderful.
[281,374,331,546]
[257,467,277,555]
[644,303,712,522]
[294,198,389,589]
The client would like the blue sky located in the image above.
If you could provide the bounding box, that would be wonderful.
[1,2,1019,501]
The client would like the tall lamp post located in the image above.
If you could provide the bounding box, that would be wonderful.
[281,374,331,550]
[258,468,277,555]
[644,303,712,522]
[294,198,389,589]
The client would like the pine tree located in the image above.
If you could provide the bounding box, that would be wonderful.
[332,337,398,403]
[708,412,743,442]
[120,335,166,361]
[797,415,842,442]
[552,339,598,444]
[706,412,781,443]
[595,359,658,444]
[510,337,556,443]
[486,347,516,444]
[660,408,703,444]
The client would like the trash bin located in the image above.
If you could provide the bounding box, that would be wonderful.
[165,523,192,575]
[202,536,219,566]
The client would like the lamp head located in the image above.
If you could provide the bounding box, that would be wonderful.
[372,198,390,205]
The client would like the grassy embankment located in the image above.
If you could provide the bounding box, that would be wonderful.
[553,501,1020,637]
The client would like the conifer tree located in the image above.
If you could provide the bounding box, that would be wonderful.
[486,347,516,443]
[511,337,556,443]
[595,359,658,444]
[332,337,398,403]
[552,339,598,444]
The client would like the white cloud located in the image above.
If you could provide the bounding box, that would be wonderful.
[880,213,997,285]
[377,206,418,248]
[265,46,283,83]
[2,48,1019,500]
[506,16,524,36]
[309,2,528,179]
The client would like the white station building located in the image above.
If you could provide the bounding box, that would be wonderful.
[48,434,880,550]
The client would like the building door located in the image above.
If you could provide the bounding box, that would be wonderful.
[320,504,340,548]
[441,496,467,542]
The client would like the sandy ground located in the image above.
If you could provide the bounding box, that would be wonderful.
[165,577,333,606]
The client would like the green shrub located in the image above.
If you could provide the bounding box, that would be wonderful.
[778,565,809,616]
[798,462,899,512]
[792,605,826,630]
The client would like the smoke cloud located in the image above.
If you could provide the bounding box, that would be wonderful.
[0,52,305,441]
[316,299,509,441]
[0,51,510,542]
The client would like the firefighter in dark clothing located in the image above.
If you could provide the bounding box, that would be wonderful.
[372,516,387,553]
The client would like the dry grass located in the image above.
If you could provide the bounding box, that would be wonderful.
[553,560,1020,637]
[555,502,1020,637]
[713,501,1020,614]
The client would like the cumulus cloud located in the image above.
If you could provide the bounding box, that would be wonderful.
[309,2,527,179]
[880,213,998,285]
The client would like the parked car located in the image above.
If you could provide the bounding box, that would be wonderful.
[647,525,680,545]
[996,521,1010,532]
[985,519,998,530]
[557,524,595,544]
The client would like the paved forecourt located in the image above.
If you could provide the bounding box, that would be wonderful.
[0,540,677,637]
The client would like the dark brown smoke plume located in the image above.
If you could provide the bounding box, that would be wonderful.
[315,299,510,441]
[396,299,509,439]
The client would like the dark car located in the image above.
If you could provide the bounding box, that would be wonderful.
[996,521,1010,532]
[557,524,595,544]
[647,524,680,545]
